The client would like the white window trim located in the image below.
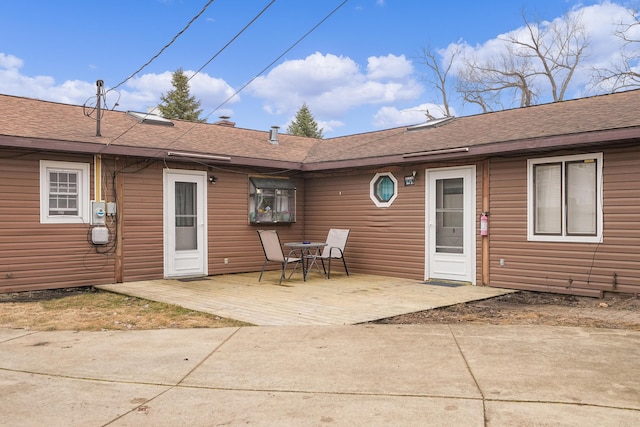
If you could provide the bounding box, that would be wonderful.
[370,172,398,208]
[40,160,90,224]
[527,153,603,243]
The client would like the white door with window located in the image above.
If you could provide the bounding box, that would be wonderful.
[164,170,207,278]
[426,166,476,284]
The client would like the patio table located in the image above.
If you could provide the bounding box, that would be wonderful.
[284,242,327,281]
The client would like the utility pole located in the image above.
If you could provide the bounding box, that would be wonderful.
[96,80,103,137]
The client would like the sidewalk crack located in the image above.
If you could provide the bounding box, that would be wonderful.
[448,325,488,426]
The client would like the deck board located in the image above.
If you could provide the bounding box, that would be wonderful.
[97,272,515,326]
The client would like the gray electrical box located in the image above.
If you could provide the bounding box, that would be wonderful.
[91,201,106,225]
[106,202,117,216]
[91,226,109,245]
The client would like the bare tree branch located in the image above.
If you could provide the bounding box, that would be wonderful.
[416,43,461,116]
[503,10,589,102]
[455,9,589,111]
[592,9,640,92]
[456,47,537,111]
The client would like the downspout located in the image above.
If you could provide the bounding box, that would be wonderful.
[115,163,124,283]
[94,155,102,202]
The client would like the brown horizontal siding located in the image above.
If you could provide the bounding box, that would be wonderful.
[0,151,116,293]
[119,161,165,281]
[117,162,306,280]
[208,173,305,274]
[488,148,640,295]
[304,170,426,280]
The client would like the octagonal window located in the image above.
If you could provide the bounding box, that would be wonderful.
[370,172,398,207]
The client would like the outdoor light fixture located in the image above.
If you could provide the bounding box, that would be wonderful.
[404,170,417,186]
[209,176,218,184]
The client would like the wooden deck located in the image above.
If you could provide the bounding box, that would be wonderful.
[96,272,515,326]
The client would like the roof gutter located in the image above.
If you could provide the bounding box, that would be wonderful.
[166,151,231,162]
[0,135,303,169]
[3,126,639,172]
[402,147,469,158]
[302,127,640,171]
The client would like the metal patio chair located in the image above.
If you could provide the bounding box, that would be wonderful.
[318,228,350,279]
[257,229,302,285]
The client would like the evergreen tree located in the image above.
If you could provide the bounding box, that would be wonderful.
[158,68,205,122]
[287,103,324,138]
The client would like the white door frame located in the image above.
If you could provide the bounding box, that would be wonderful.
[425,166,476,284]
[163,169,208,278]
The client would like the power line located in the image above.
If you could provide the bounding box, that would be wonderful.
[108,0,216,93]
[155,0,350,155]
[203,0,350,120]
[100,0,276,150]
[103,0,350,156]
[190,0,275,81]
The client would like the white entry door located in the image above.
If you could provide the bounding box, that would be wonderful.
[164,170,207,278]
[426,166,476,284]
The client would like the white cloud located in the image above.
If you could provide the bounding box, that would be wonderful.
[446,2,637,102]
[119,70,239,114]
[0,67,55,99]
[367,54,414,80]
[316,119,344,134]
[373,103,452,128]
[0,55,238,118]
[0,53,23,69]
[250,52,423,119]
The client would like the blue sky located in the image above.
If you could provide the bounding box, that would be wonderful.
[1,0,638,137]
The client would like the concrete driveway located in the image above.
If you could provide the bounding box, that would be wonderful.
[1,325,638,426]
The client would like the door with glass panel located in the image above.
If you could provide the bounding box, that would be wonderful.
[164,170,207,277]
[426,167,476,283]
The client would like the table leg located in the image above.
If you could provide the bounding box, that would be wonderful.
[306,248,326,279]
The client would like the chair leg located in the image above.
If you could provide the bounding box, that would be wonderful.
[279,262,286,285]
[259,260,268,282]
[342,258,349,276]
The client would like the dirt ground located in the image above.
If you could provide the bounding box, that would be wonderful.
[0,287,246,331]
[1,287,639,331]
[375,290,640,331]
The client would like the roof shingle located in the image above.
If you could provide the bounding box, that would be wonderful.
[2,89,639,170]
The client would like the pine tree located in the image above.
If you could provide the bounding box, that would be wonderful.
[287,103,324,138]
[158,68,205,122]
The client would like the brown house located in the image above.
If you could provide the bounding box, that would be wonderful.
[1,90,640,297]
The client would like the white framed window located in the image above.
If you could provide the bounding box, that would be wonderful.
[40,160,90,224]
[370,172,398,207]
[527,153,603,243]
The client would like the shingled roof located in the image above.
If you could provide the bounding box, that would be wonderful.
[2,89,640,171]
[302,89,640,170]
[0,94,315,169]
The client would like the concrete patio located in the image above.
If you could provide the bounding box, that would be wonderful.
[96,272,515,326]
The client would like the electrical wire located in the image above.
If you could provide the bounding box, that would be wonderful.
[203,0,349,121]
[99,0,277,151]
[82,84,107,120]
[190,0,275,81]
[108,0,216,94]
[149,0,350,155]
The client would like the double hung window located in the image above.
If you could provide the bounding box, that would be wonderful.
[40,160,90,224]
[527,153,602,242]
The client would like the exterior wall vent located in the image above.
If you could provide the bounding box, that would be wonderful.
[269,126,280,144]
